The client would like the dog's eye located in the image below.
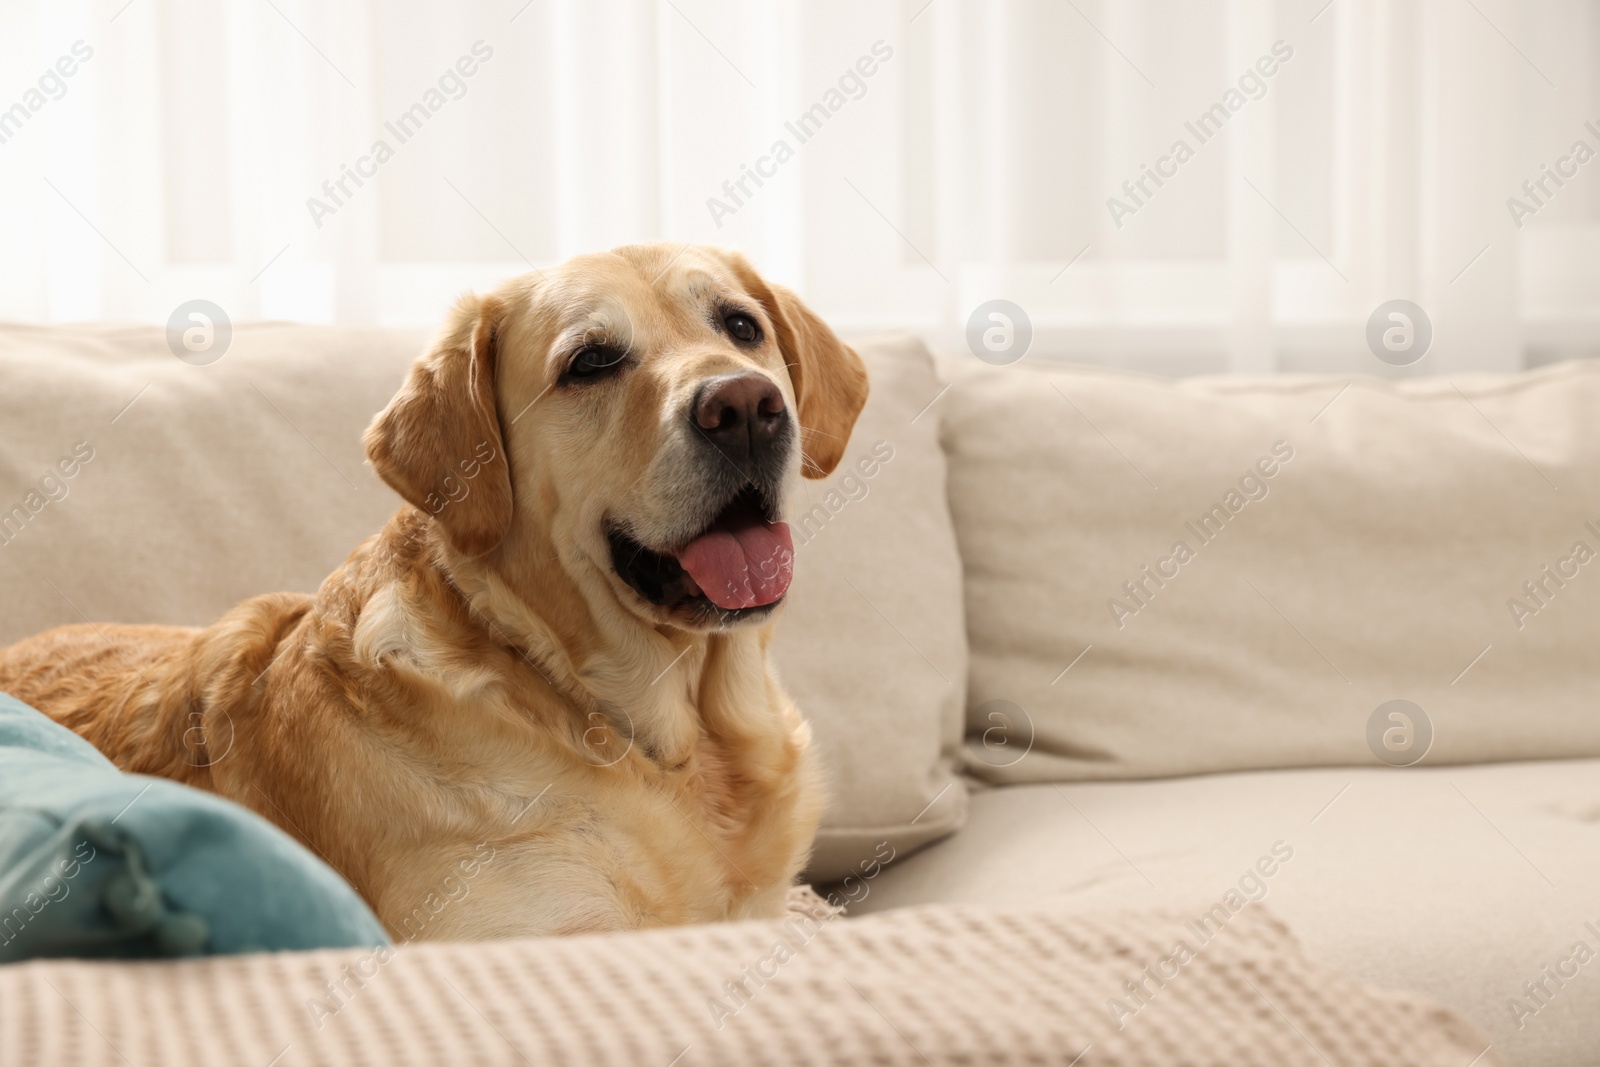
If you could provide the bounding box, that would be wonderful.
[563,345,627,384]
[724,312,761,344]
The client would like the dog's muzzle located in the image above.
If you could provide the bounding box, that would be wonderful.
[606,372,797,623]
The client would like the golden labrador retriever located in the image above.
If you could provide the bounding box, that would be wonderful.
[0,244,868,939]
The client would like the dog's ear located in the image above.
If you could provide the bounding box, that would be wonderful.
[364,293,513,558]
[713,250,869,479]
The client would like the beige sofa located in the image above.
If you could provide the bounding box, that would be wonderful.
[1,322,1595,1066]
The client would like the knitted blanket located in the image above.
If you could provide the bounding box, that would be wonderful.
[0,899,1501,1066]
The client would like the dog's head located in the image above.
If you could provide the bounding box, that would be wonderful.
[364,244,869,632]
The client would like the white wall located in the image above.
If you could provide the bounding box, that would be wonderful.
[1,0,1598,374]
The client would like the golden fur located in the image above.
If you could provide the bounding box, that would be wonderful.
[0,245,868,939]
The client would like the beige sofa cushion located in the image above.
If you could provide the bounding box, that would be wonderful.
[851,759,1600,1067]
[0,324,965,880]
[939,357,1600,782]
[775,334,968,876]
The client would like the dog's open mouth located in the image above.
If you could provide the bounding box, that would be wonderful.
[608,486,794,619]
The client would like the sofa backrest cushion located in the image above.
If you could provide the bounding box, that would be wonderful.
[939,356,1600,782]
[775,334,968,876]
[0,324,966,880]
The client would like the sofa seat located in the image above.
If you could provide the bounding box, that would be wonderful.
[852,759,1600,1067]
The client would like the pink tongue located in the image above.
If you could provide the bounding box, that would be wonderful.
[677,519,794,610]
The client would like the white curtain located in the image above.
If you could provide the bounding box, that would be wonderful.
[2,0,1597,374]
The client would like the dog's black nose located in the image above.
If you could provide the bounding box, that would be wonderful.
[692,373,787,464]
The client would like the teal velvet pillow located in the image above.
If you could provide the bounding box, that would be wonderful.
[0,693,388,960]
